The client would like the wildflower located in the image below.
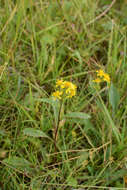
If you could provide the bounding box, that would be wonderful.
[93,69,110,84]
[64,81,77,98]
[52,91,63,99]
[96,69,105,78]
[52,79,77,99]
[63,81,77,90]
[103,73,110,83]
[56,79,64,88]
[92,78,101,83]
[65,88,76,98]
[52,80,77,146]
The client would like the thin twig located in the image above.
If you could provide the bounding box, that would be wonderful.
[86,0,116,26]
[47,141,110,156]
[40,182,127,190]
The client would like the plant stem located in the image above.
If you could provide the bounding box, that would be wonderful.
[54,100,63,151]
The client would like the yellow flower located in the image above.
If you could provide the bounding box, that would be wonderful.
[96,69,105,77]
[103,73,110,83]
[94,69,110,84]
[66,88,76,98]
[53,79,77,99]
[56,79,64,88]
[64,82,77,98]
[92,78,101,83]
[63,81,77,90]
[52,91,63,99]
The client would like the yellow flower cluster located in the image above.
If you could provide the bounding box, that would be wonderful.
[52,91,63,99]
[93,69,110,84]
[52,79,77,99]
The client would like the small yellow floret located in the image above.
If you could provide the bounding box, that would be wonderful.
[103,73,110,83]
[63,81,77,90]
[92,78,101,83]
[65,88,76,98]
[94,69,110,84]
[53,80,77,99]
[56,79,64,88]
[96,69,105,77]
[52,91,63,99]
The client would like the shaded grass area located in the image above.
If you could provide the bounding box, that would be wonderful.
[0,0,127,189]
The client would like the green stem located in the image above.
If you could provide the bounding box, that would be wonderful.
[54,100,63,150]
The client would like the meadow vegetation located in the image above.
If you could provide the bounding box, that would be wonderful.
[0,0,127,189]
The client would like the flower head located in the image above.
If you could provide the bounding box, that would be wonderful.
[93,69,110,84]
[52,79,77,100]
[92,78,101,83]
[103,73,110,83]
[56,79,64,88]
[96,69,105,77]
[52,91,63,99]
[63,81,77,89]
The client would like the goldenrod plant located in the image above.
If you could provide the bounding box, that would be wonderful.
[52,79,77,149]
[92,69,120,142]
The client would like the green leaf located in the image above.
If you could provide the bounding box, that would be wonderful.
[67,177,77,186]
[98,97,121,143]
[4,156,30,166]
[109,83,120,113]
[41,33,55,45]
[37,98,54,105]
[65,112,91,119]
[3,156,32,172]
[23,128,53,141]
[0,130,6,136]
[72,50,82,64]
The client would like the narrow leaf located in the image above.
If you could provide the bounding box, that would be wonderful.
[98,97,121,143]
[23,128,52,141]
[109,83,120,113]
[3,156,37,174]
[4,156,31,166]
[65,112,91,119]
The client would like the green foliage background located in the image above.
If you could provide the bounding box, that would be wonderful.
[0,0,127,189]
